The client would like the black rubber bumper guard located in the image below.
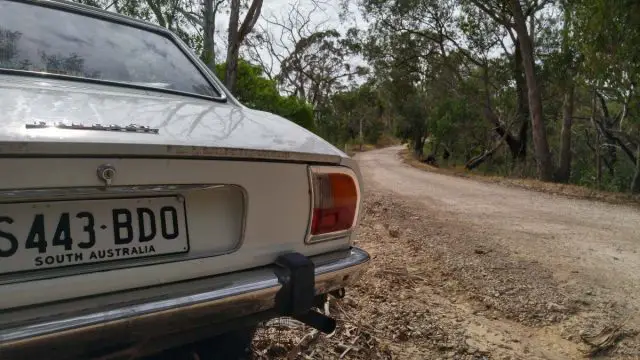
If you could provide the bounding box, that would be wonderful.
[274,252,337,334]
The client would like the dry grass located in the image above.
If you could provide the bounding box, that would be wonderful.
[399,148,640,207]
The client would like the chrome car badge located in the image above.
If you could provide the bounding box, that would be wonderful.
[97,164,116,188]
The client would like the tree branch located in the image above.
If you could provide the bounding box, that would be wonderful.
[177,8,203,27]
[468,0,513,28]
[238,0,264,43]
[145,0,166,28]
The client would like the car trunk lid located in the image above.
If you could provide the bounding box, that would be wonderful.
[0,74,344,163]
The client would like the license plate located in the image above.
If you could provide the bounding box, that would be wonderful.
[0,196,189,274]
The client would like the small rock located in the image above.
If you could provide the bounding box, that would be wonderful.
[613,256,620,260]
[546,302,566,312]
[474,248,488,254]
[388,226,400,238]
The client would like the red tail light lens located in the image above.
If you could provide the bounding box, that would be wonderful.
[308,167,360,242]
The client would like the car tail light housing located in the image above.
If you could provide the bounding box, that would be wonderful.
[306,166,361,243]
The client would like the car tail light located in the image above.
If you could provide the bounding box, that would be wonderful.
[307,166,361,243]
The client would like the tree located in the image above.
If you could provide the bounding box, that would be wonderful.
[174,0,227,69]
[202,0,226,69]
[244,0,331,80]
[466,0,556,180]
[225,0,263,93]
[246,1,367,110]
[555,0,578,182]
[574,0,640,192]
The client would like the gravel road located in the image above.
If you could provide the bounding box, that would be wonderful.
[352,146,640,359]
[249,146,640,359]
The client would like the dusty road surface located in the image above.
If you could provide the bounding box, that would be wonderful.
[253,146,640,359]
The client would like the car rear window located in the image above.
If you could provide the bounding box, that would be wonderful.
[0,1,219,98]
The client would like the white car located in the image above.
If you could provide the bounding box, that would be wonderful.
[0,0,369,358]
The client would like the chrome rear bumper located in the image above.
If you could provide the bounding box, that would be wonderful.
[0,247,369,359]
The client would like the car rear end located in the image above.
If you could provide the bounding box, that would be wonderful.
[0,154,367,359]
[0,1,369,358]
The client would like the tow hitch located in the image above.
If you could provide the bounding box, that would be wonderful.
[274,253,337,334]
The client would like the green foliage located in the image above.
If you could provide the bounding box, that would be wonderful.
[315,82,388,147]
[215,60,314,130]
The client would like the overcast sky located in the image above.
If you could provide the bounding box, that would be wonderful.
[214,0,367,74]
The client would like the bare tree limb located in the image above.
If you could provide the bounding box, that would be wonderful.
[238,0,264,43]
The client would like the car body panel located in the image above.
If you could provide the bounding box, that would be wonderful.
[0,75,345,161]
[0,157,357,309]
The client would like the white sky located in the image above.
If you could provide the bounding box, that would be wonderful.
[214,0,367,75]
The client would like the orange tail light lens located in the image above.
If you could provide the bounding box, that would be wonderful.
[308,166,360,242]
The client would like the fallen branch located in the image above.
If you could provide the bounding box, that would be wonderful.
[465,126,511,170]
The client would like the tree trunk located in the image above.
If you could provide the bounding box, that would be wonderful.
[413,132,425,158]
[631,146,640,193]
[513,37,529,160]
[359,116,363,151]
[510,0,554,181]
[596,132,602,189]
[556,83,574,182]
[591,92,602,189]
[202,0,215,70]
[556,1,574,183]
[146,0,167,28]
[225,0,241,92]
[225,0,263,94]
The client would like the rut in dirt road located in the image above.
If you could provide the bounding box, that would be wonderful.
[355,146,640,357]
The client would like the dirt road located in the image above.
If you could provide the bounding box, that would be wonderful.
[353,146,640,358]
[254,146,640,359]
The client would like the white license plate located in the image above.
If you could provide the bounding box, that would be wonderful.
[0,196,189,274]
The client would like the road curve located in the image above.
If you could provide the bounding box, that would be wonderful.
[356,146,640,324]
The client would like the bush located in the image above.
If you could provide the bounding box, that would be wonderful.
[215,60,314,131]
